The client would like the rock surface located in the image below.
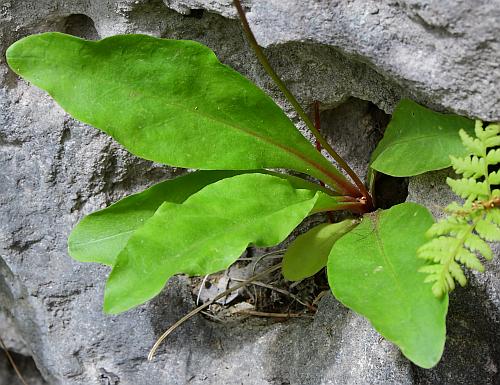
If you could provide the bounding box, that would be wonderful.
[166,0,500,120]
[0,1,499,384]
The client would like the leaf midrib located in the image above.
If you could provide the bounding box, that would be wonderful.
[369,215,411,321]
[71,229,135,247]
[378,132,460,155]
[159,103,338,183]
[40,46,341,186]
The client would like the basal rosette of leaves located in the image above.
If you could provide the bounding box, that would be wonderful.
[5,22,497,369]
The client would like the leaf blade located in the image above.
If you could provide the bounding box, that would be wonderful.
[282,220,358,281]
[68,170,246,266]
[328,203,448,368]
[103,173,343,314]
[370,99,475,176]
[6,32,350,192]
[68,170,337,266]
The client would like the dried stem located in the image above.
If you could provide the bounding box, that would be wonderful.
[230,278,315,310]
[0,335,29,385]
[235,310,311,318]
[314,101,335,222]
[148,263,282,360]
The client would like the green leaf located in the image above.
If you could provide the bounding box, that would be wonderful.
[486,148,500,164]
[446,177,489,201]
[450,155,485,178]
[370,99,475,176]
[6,32,352,193]
[327,203,448,368]
[68,170,247,266]
[464,232,492,260]
[459,129,485,157]
[104,173,344,314]
[282,220,358,281]
[476,219,500,241]
[68,169,337,266]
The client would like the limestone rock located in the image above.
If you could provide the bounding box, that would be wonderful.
[1,1,499,384]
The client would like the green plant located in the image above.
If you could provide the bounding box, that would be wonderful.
[5,3,498,369]
[418,121,500,297]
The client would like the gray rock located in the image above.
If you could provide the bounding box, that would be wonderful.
[168,0,500,120]
[1,0,499,384]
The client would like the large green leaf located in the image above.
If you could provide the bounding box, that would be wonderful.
[327,203,448,368]
[104,173,346,314]
[282,220,358,281]
[6,33,354,194]
[68,170,340,266]
[370,99,474,176]
[68,170,245,266]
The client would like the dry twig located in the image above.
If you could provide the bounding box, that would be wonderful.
[196,274,210,305]
[250,249,285,274]
[148,263,283,360]
[312,290,330,306]
[231,278,315,311]
[0,334,29,385]
[235,310,312,319]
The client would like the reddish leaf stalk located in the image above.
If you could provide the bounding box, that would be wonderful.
[314,101,335,222]
[233,0,373,212]
[318,201,368,215]
[313,101,326,188]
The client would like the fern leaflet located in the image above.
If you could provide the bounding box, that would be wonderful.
[417,121,500,297]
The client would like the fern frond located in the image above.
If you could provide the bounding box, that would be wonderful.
[418,119,500,298]
[419,264,452,297]
[456,248,484,272]
[448,260,467,286]
[486,210,500,226]
[426,216,468,237]
[477,120,500,147]
[485,136,500,148]
[445,202,463,212]
[445,201,472,215]
[419,261,465,297]
[475,120,499,141]
[418,237,459,263]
